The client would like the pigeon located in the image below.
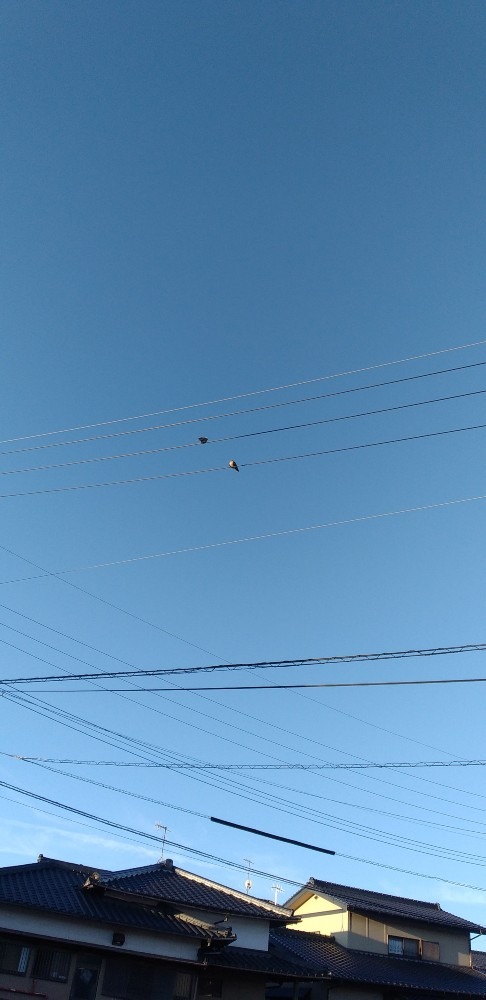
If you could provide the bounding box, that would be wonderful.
[198,437,208,444]
[228,459,239,472]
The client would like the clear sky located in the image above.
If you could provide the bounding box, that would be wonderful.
[1,0,486,931]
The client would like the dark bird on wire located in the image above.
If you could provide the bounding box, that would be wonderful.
[228,459,239,472]
[198,437,208,444]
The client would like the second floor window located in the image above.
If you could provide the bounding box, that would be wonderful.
[388,935,420,958]
[33,947,71,982]
[0,939,30,976]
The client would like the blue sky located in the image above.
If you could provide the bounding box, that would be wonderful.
[1,0,486,929]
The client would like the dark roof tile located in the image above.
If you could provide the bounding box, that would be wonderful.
[272,929,486,996]
[298,878,485,933]
[0,860,229,940]
[98,864,291,920]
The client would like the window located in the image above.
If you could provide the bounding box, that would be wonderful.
[197,974,222,998]
[388,935,420,958]
[174,972,194,999]
[422,940,440,962]
[102,957,195,1000]
[33,947,71,982]
[70,955,101,1000]
[0,938,31,975]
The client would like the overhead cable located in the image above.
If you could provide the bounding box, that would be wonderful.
[2,386,485,478]
[28,677,486,693]
[3,775,486,894]
[2,359,485,459]
[3,338,485,447]
[0,420,485,501]
[2,492,485,586]
[0,642,484,685]
[9,754,486,770]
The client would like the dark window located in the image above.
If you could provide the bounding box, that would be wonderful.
[0,938,30,975]
[102,957,194,1000]
[70,955,102,1000]
[197,973,222,998]
[388,935,420,958]
[33,947,71,982]
[174,972,194,999]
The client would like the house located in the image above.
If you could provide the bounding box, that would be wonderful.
[0,855,313,1000]
[269,876,486,999]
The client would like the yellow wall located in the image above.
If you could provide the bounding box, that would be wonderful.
[291,893,349,938]
[292,894,471,966]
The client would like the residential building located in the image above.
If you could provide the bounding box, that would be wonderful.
[0,855,312,1000]
[269,877,486,999]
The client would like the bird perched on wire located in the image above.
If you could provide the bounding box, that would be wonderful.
[228,459,239,472]
[198,437,208,444]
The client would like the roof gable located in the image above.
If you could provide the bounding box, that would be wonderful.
[288,877,485,933]
[0,858,231,941]
[96,863,293,921]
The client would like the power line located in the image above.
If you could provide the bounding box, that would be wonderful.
[2,386,485,477]
[6,687,486,864]
[30,677,486,693]
[2,359,485,459]
[3,534,486,836]
[0,420,485,501]
[3,338,485,447]
[14,753,486,843]
[3,602,484,833]
[1,642,485,686]
[9,755,486,770]
[3,774,486,894]
[2,491,485,586]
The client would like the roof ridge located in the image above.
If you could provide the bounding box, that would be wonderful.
[309,877,440,909]
[178,868,292,914]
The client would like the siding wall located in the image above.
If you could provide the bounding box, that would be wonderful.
[292,895,471,966]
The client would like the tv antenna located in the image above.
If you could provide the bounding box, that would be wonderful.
[155,823,170,862]
[271,884,283,905]
[244,858,253,894]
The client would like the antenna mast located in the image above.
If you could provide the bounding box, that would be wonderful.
[155,823,170,862]
[244,857,253,894]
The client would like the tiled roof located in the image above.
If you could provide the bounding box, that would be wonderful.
[207,944,324,980]
[271,929,486,997]
[473,952,486,973]
[97,863,292,921]
[296,878,486,933]
[0,859,230,941]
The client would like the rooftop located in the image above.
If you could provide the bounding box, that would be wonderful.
[272,929,486,997]
[95,860,293,921]
[287,877,486,933]
[0,858,233,942]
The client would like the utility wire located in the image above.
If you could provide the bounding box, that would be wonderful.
[2,492,485,587]
[4,609,484,834]
[27,677,486,693]
[3,775,486,894]
[14,753,486,842]
[0,420,485,501]
[6,689,486,863]
[3,540,486,826]
[2,359,485,460]
[2,386,485,477]
[3,338,485,447]
[9,755,486,770]
[1,642,484,685]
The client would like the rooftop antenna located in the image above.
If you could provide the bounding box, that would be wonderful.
[271,884,283,905]
[155,823,170,862]
[244,858,253,895]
